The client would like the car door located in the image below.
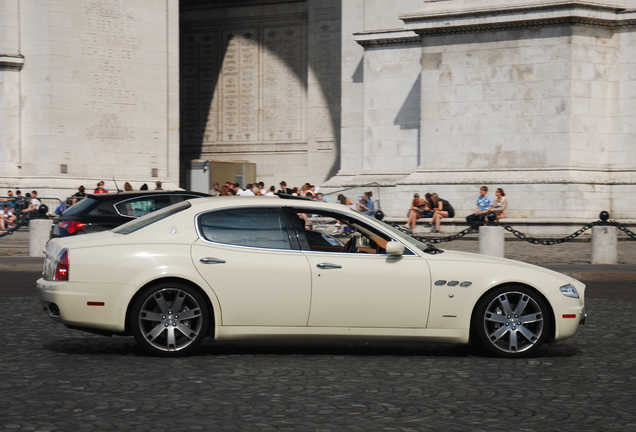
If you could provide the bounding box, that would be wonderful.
[191,207,312,327]
[290,208,432,328]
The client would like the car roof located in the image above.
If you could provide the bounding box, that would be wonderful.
[185,195,354,213]
[85,190,210,200]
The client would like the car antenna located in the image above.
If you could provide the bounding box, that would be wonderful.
[113,178,122,193]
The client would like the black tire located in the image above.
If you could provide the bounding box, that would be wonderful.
[130,282,210,357]
[472,286,551,358]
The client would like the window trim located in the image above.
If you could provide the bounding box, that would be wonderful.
[195,206,299,251]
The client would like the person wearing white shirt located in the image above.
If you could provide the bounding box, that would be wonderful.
[0,204,17,229]
[239,184,255,196]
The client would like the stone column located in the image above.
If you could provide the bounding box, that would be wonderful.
[30,219,52,257]
[591,225,618,265]
[479,226,505,258]
[0,0,24,180]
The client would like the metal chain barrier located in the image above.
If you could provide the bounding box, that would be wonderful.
[498,221,597,245]
[612,221,636,241]
[398,211,636,245]
[413,226,477,244]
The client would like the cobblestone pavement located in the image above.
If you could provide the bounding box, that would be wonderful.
[3,227,636,430]
[2,292,634,431]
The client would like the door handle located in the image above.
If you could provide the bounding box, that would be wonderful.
[316,263,342,269]
[200,258,227,264]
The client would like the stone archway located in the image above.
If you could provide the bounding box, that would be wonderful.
[179,0,342,189]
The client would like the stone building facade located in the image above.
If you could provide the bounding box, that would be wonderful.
[0,0,180,196]
[334,0,636,225]
[1,0,635,229]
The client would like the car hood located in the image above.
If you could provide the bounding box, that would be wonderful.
[432,249,579,283]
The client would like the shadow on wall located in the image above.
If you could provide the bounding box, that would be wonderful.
[179,0,344,186]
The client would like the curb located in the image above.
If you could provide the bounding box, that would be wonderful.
[545,265,636,283]
[0,257,44,273]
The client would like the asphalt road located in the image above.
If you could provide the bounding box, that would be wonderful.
[2,271,39,298]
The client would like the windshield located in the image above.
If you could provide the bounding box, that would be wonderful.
[113,201,191,234]
[370,215,444,255]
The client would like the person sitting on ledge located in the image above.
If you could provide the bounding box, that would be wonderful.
[429,193,454,234]
[403,193,433,233]
[466,186,493,229]
[492,187,508,220]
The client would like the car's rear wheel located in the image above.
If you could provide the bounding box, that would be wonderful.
[472,286,551,358]
[130,282,209,357]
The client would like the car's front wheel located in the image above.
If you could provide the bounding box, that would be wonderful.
[472,286,551,358]
[130,282,210,357]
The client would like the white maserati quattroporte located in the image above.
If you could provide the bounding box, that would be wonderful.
[37,195,586,357]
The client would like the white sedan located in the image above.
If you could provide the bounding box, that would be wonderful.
[37,196,586,357]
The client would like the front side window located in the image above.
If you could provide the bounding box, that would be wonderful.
[198,207,291,250]
[290,208,412,255]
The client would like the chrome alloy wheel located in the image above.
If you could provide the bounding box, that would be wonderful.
[132,285,208,356]
[476,288,549,357]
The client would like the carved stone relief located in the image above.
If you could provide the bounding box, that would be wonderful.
[81,0,138,139]
[180,16,307,149]
[86,113,133,141]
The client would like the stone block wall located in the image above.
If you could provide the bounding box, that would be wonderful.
[1,0,180,198]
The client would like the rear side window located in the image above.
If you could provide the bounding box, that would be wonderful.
[115,195,175,218]
[198,208,291,250]
[114,202,191,235]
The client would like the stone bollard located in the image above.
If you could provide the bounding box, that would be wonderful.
[29,219,53,257]
[479,225,505,258]
[591,225,617,265]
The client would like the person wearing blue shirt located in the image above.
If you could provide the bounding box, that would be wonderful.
[466,186,493,228]
[358,191,375,216]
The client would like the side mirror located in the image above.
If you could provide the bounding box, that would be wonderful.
[385,241,404,256]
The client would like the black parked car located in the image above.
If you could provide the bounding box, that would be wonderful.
[50,190,210,238]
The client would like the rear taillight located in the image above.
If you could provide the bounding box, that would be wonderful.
[55,250,69,281]
[58,221,86,234]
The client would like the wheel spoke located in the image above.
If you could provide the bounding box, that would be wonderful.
[519,312,543,324]
[484,312,507,324]
[153,291,170,315]
[497,294,514,316]
[166,326,177,349]
[488,326,509,343]
[140,310,163,323]
[178,308,201,320]
[519,324,541,342]
[171,291,187,313]
[145,323,166,341]
[508,329,519,351]
[176,322,198,340]
[513,295,530,316]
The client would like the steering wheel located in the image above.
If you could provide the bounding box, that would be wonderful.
[344,234,358,253]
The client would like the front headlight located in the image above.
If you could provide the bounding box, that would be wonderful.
[560,283,579,299]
